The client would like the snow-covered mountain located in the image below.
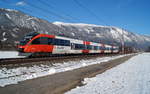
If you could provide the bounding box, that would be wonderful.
[0,8,61,50]
[53,22,150,50]
[0,8,150,50]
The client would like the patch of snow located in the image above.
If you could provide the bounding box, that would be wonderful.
[1,26,4,30]
[11,32,17,38]
[71,33,75,36]
[0,51,25,59]
[33,27,37,31]
[12,28,19,32]
[5,13,11,19]
[26,17,34,21]
[96,33,103,37]
[78,28,83,31]
[110,28,119,39]
[84,28,90,34]
[45,31,49,34]
[111,27,133,42]
[2,32,6,36]
[66,53,150,94]
[124,35,132,42]
[143,36,150,42]
[114,27,128,35]
[0,54,132,87]
[53,21,105,28]
[31,21,37,30]
[1,38,7,42]
[4,8,18,12]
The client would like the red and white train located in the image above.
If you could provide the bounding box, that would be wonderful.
[18,32,119,57]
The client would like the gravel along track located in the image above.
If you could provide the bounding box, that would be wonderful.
[0,54,136,94]
[0,54,118,66]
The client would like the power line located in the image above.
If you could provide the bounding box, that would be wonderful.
[23,0,74,22]
[1,0,80,22]
[18,6,53,20]
[37,0,55,9]
[0,0,9,3]
[37,0,81,22]
[1,0,54,21]
[2,0,108,25]
[73,0,108,25]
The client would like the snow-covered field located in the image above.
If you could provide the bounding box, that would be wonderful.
[0,54,130,87]
[66,53,150,94]
[0,51,25,59]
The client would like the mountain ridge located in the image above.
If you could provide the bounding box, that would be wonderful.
[0,8,149,50]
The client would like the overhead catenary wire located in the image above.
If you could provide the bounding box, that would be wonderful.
[37,0,81,22]
[0,0,9,3]
[2,0,109,25]
[1,0,80,23]
[1,0,55,21]
[73,0,109,25]
[22,0,74,22]
[18,6,53,21]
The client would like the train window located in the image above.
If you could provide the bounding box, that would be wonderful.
[109,48,111,50]
[74,44,79,49]
[87,45,92,50]
[110,48,112,50]
[59,40,65,46]
[31,37,48,45]
[53,39,70,46]
[64,40,70,46]
[109,47,112,50]
[97,46,100,50]
[100,46,105,50]
[94,46,99,50]
[31,38,40,44]
[48,38,53,45]
[105,47,110,50]
[40,37,48,44]
[19,40,28,45]
[20,33,38,45]
[53,39,58,45]
[22,32,39,44]
[106,47,108,50]
[74,44,85,50]
[94,46,96,50]
[113,48,118,50]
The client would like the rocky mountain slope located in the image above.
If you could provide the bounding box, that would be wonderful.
[53,22,150,50]
[0,8,150,50]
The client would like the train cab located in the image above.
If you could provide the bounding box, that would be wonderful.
[18,32,40,56]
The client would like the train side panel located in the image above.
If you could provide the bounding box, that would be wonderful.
[69,38,83,54]
[89,42,100,54]
[104,45,112,53]
[113,46,119,53]
[82,41,90,54]
[18,32,120,56]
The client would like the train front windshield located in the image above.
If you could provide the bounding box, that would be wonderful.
[19,32,39,46]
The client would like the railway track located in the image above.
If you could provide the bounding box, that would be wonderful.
[0,54,136,94]
[0,54,119,65]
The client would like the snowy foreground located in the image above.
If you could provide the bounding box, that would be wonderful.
[0,54,130,87]
[66,53,150,94]
[0,51,25,59]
